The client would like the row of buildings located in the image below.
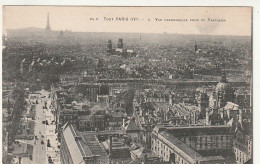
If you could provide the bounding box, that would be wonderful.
[132,75,252,163]
[51,73,252,164]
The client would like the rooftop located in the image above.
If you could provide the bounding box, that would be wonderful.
[63,125,88,164]
[63,125,109,164]
[159,131,202,160]
[154,124,232,137]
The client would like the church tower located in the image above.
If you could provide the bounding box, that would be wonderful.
[46,13,51,33]
[107,40,113,55]
[194,41,198,52]
[118,38,123,49]
[215,73,234,108]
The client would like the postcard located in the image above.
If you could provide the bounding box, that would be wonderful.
[2,6,253,164]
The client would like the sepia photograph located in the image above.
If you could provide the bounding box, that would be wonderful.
[2,6,252,164]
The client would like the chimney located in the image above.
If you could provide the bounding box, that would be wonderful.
[213,100,217,109]
[189,111,192,125]
[143,153,147,163]
[164,110,166,121]
[238,108,243,124]
[169,94,173,106]
[227,109,230,119]
[193,110,197,125]
[205,108,210,125]
[109,136,113,157]
[218,98,222,108]
[220,108,224,119]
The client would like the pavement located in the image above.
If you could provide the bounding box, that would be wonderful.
[18,90,61,164]
[44,90,61,164]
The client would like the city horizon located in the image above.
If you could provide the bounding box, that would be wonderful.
[4,26,252,37]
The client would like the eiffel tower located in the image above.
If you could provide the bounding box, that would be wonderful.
[46,13,51,33]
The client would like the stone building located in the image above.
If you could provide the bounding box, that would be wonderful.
[60,124,105,164]
[151,124,236,164]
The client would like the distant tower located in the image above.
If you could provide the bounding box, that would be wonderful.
[197,92,209,116]
[46,13,51,33]
[118,38,123,49]
[58,30,64,39]
[220,72,227,83]
[194,41,198,52]
[107,40,113,55]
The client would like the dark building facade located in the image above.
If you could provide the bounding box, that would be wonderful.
[151,125,235,164]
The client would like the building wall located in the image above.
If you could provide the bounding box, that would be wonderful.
[78,116,107,131]
[151,130,232,164]
[108,117,123,127]
[233,137,252,164]
[60,126,99,164]
[59,111,78,126]
[177,135,232,151]
[141,129,152,148]
[233,147,250,164]
[146,97,167,103]
[127,131,140,143]
[85,86,100,102]
[60,133,74,164]
[234,94,250,108]
[151,133,193,164]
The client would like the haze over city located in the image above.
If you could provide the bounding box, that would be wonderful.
[3,6,251,36]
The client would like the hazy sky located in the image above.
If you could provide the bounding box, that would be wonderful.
[3,6,252,36]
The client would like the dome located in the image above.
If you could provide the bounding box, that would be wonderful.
[215,73,231,92]
[215,82,230,92]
